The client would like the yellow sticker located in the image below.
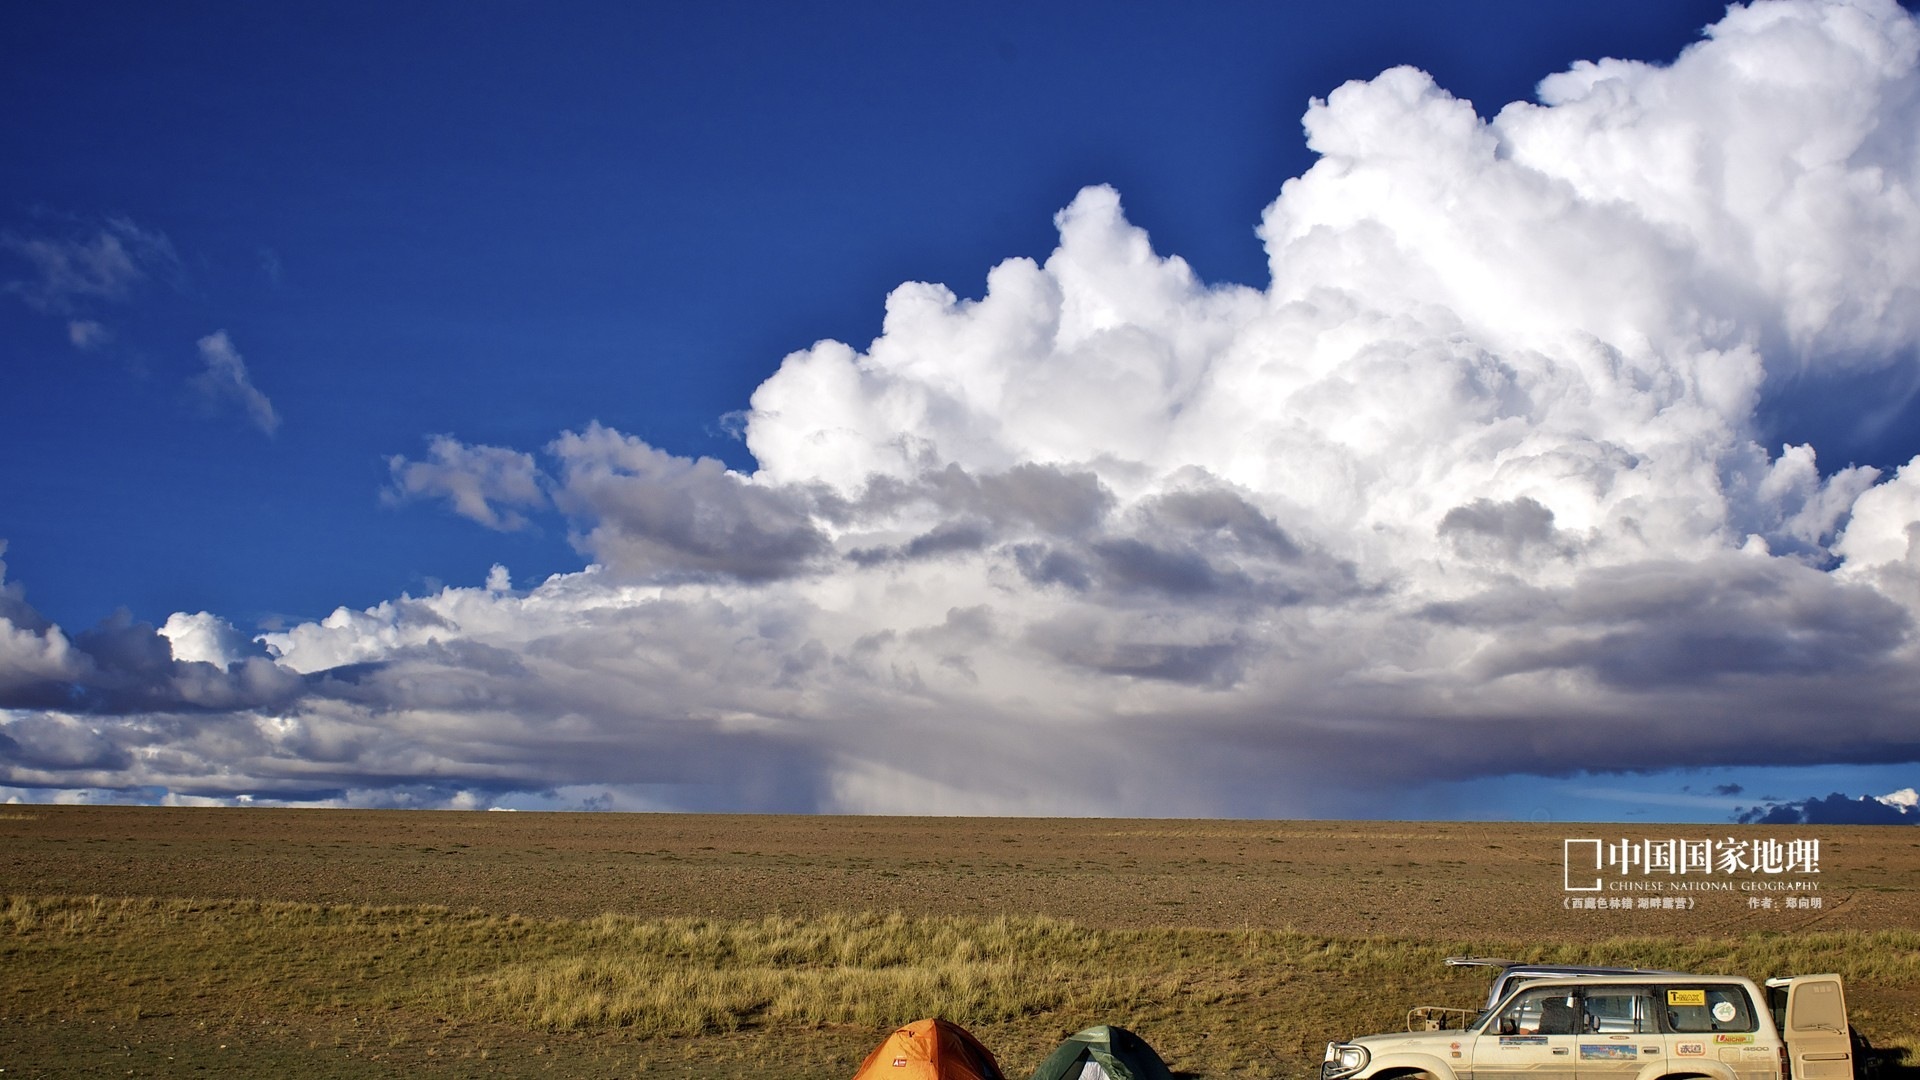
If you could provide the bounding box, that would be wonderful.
[1668,990,1707,1006]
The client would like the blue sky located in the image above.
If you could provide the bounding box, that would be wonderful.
[4,0,1920,823]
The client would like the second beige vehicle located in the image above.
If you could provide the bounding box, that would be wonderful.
[1323,972,1851,1080]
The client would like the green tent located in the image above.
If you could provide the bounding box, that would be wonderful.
[1028,1025,1175,1080]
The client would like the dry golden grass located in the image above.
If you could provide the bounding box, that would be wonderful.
[5,892,1919,1078]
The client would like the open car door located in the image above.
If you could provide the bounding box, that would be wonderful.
[1767,975,1852,1080]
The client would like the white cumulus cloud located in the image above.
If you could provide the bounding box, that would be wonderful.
[158,612,254,669]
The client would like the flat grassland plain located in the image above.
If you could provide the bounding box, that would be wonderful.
[3,808,1917,1078]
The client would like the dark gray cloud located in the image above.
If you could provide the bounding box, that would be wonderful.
[843,463,1117,569]
[1434,556,1911,690]
[1067,639,1243,685]
[0,576,52,635]
[837,467,1364,616]
[994,479,1363,608]
[0,713,133,772]
[1026,613,1247,687]
[847,520,993,566]
[0,597,301,717]
[1144,487,1303,559]
[1091,538,1239,597]
[387,426,842,581]
[1737,791,1919,824]
[550,424,830,582]
[1,605,840,811]
[1011,543,1096,591]
[838,462,1114,536]
[1440,496,1570,563]
[909,462,1115,536]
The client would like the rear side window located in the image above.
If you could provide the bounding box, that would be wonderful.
[1581,988,1655,1034]
[1662,986,1757,1033]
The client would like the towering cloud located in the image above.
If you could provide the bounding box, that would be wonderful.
[5,0,1920,815]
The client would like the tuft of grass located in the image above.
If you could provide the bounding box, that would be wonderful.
[471,912,1153,1036]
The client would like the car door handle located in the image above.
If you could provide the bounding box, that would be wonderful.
[1553,1049,1570,1055]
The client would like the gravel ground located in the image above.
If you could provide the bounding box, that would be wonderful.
[3,806,1907,939]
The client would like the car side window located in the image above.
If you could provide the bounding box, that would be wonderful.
[1495,987,1580,1036]
[1662,986,1757,1033]
[1580,988,1653,1034]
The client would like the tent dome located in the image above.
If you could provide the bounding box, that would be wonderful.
[851,1018,1007,1080]
[1028,1024,1175,1080]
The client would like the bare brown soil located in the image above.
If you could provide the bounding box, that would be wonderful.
[4,807,1916,937]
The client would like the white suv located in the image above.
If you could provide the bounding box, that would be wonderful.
[1324,973,1848,1080]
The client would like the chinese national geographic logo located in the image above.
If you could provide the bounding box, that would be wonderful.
[1563,837,1821,892]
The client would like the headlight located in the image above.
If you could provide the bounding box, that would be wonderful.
[1323,1043,1369,1080]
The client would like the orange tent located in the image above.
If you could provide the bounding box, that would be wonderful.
[850,1018,1007,1080]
